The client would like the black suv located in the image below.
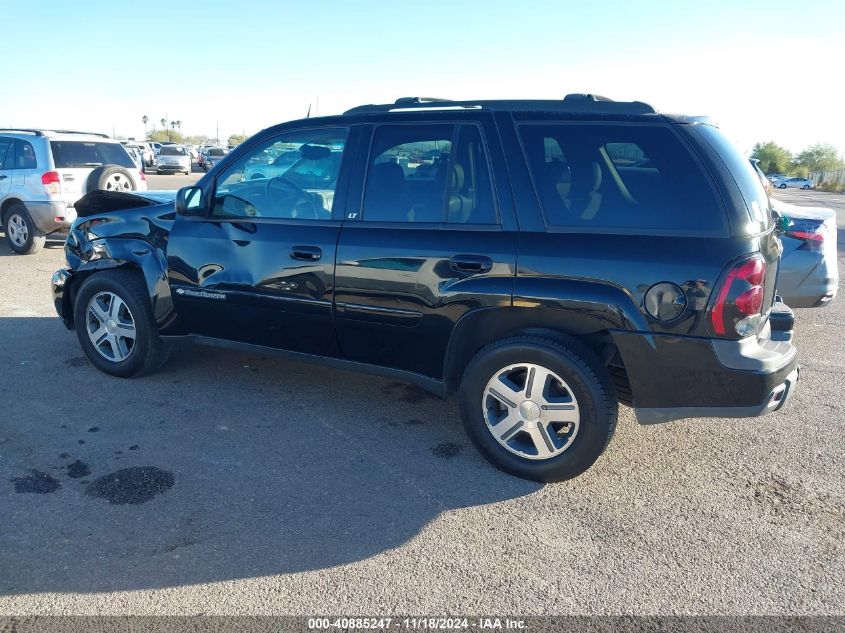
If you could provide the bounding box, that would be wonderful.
[51,95,799,482]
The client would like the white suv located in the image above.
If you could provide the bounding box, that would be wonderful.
[0,129,146,254]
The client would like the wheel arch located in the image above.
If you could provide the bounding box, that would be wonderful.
[1,197,26,224]
[443,278,648,403]
[66,239,175,330]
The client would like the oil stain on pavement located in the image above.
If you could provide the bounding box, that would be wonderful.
[66,460,90,479]
[86,467,174,505]
[12,470,61,494]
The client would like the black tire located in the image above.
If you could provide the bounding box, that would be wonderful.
[802,185,810,189]
[458,335,617,482]
[779,183,787,189]
[87,165,136,192]
[3,203,46,255]
[73,269,169,378]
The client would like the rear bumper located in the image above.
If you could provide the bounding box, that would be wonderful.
[613,312,799,424]
[26,200,76,233]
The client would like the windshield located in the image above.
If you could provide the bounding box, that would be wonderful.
[209,148,227,157]
[50,141,135,169]
[161,146,187,156]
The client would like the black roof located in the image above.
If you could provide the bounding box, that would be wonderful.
[344,94,657,116]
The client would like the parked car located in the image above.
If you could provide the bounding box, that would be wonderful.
[775,177,813,189]
[0,128,146,254]
[52,95,799,482]
[147,141,162,157]
[156,144,191,175]
[186,145,199,160]
[119,142,145,171]
[767,173,787,183]
[200,146,228,172]
[771,199,839,307]
[135,142,155,167]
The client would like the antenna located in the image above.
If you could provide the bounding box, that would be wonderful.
[306,104,311,118]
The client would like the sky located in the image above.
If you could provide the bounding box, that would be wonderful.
[2,0,844,156]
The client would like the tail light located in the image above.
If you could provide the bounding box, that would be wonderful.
[784,217,825,251]
[710,254,767,337]
[41,171,61,195]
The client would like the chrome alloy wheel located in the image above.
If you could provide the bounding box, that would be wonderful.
[104,172,133,191]
[86,292,137,362]
[482,363,580,460]
[7,213,28,247]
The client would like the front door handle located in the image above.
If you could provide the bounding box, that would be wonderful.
[290,245,322,261]
[449,254,493,274]
[0,174,7,180]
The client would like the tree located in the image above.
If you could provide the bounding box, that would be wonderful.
[227,133,248,147]
[794,143,843,174]
[160,117,169,141]
[142,115,148,134]
[750,141,792,175]
[148,129,184,143]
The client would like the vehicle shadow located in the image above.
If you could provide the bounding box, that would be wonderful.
[0,316,540,595]
[0,231,65,255]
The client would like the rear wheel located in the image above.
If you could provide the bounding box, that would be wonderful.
[779,183,787,189]
[73,269,169,378]
[458,335,617,482]
[802,184,810,189]
[4,204,45,255]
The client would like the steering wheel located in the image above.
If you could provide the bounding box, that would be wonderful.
[265,176,319,219]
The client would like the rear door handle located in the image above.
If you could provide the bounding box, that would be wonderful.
[0,175,7,180]
[449,254,493,274]
[290,245,322,261]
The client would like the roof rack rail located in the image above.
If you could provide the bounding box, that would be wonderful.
[50,129,111,138]
[0,128,45,136]
[394,97,452,105]
[343,94,656,116]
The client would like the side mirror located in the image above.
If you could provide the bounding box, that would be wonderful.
[176,186,205,216]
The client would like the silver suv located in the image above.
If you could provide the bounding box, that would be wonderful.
[0,129,147,254]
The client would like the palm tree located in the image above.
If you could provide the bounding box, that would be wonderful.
[141,115,148,136]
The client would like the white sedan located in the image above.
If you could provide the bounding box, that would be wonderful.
[774,177,813,190]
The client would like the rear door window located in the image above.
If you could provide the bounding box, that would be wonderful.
[362,123,498,225]
[518,123,724,233]
[0,138,13,170]
[50,141,135,169]
[15,140,37,169]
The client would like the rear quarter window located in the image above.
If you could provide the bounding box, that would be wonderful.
[518,123,725,234]
[690,124,771,228]
[50,141,135,169]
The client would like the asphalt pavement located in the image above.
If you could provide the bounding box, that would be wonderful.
[0,186,843,615]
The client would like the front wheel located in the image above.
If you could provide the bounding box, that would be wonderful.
[73,269,169,378]
[779,183,787,189]
[802,184,810,189]
[458,335,617,482]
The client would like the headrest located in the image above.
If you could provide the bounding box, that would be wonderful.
[369,161,405,192]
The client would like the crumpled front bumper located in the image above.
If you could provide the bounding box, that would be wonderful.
[51,268,74,329]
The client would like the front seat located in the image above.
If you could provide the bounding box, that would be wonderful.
[447,164,473,223]
[365,161,409,221]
